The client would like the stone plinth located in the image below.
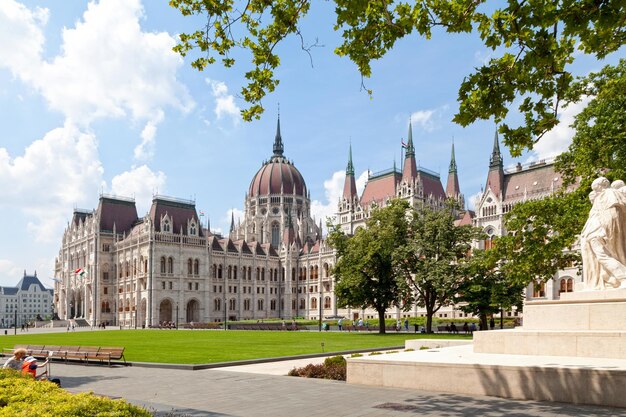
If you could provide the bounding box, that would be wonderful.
[347,345,626,408]
[474,288,626,359]
[473,329,626,359]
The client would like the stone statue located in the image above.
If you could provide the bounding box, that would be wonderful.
[580,177,626,290]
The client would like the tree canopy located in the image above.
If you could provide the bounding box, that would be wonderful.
[494,59,626,286]
[327,199,410,333]
[170,0,626,154]
[393,202,479,332]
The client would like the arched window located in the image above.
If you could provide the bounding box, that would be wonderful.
[228,265,232,279]
[233,266,237,280]
[311,297,317,309]
[214,298,221,311]
[299,298,305,309]
[324,296,331,309]
[218,264,223,279]
[167,257,174,273]
[160,257,166,274]
[248,267,252,280]
[261,268,265,281]
[187,259,193,275]
[567,278,573,292]
[257,299,264,310]
[532,281,546,298]
[194,259,199,275]
[271,222,280,248]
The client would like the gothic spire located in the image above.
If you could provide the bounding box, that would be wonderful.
[342,142,358,201]
[405,121,415,158]
[273,113,284,157]
[446,141,461,199]
[402,121,418,182]
[346,142,355,176]
[229,211,235,233]
[448,141,457,174]
[489,129,503,169]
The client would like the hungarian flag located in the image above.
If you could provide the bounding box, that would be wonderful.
[401,138,407,149]
[74,268,86,277]
[199,210,205,216]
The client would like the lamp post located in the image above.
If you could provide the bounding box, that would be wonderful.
[176,303,179,329]
[13,308,17,335]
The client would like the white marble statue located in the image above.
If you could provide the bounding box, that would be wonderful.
[580,177,626,290]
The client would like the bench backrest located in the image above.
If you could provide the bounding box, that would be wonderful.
[98,347,125,359]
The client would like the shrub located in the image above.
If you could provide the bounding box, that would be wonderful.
[323,355,346,367]
[0,369,151,416]
[288,356,347,381]
[404,348,415,352]
[368,351,382,356]
[350,353,363,358]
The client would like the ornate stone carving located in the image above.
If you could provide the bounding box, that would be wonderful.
[580,177,626,289]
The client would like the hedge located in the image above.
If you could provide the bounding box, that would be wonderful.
[0,370,151,417]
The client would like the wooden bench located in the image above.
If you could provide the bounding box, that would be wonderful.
[4,344,126,367]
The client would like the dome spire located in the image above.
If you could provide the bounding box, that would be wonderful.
[273,107,284,157]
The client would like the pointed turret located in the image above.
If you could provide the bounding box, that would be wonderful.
[273,114,284,157]
[282,209,295,246]
[402,122,417,182]
[342,143,358,201]
[486,128,504,197]
[446,141,461,198]
[489,130,503,169]
[229,211,235,233]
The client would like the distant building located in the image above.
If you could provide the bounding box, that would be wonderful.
[0,271,54,327]
[472,131,580,306]
[53,117,336,327]
[52,119,579,326]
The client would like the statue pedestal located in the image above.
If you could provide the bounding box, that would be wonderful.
[473,288,626,359]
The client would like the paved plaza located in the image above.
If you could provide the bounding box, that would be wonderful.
[46,358,623,417]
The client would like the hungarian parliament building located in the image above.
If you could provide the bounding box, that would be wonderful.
[53,118,579,327]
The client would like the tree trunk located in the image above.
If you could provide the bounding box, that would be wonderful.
[479,313,488,331]
[377,309,386,334]
[425,303,434,333]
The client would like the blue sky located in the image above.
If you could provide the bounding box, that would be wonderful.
[0,0,623,287]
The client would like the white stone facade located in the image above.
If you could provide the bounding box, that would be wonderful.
[0,272,53,327]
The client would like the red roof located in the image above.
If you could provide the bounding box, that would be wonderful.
[97,196,138,234]
[360,171,400,207]
[248,156,307,197]
[148,196,201,236]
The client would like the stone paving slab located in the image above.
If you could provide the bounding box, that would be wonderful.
[48,361,624,416]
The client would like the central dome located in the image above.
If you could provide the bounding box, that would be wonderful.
[248,117,307,197]
[249,156,307,197]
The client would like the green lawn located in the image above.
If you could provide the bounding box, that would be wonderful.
[0,330,471,364]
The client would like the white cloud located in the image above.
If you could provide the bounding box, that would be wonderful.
[206,78,241,123]
[0,123,104,242]
[467,191,483,211]
[0,0,193,151]
[0,0,48,79]
[134,111,164,161]
[474,50,492,65]
[528,97,591,162]
[410,105,448,132]
[223,208,244,232]
[0,259,23,284]
[110,165,167,215]
[311,170,368,232]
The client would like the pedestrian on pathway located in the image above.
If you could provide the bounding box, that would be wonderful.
[404,319,409,331]
[337,318,343,331]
